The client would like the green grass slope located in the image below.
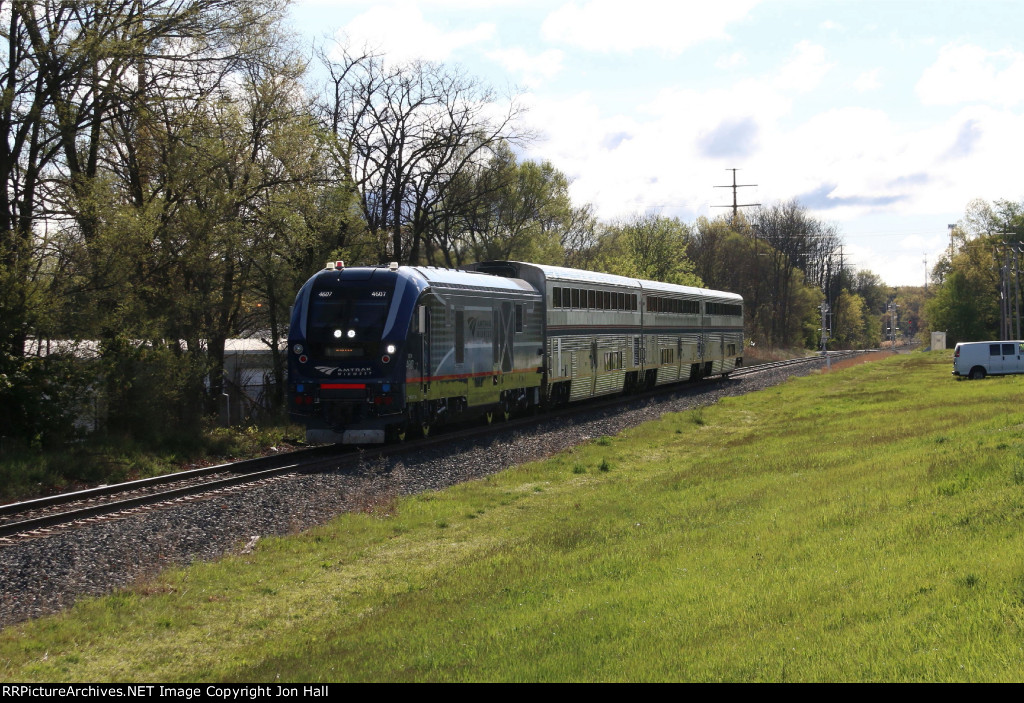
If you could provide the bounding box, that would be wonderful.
[3,351,1024,682]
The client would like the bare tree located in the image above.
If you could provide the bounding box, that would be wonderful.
[316,43,529,264]
[750,200,840,346]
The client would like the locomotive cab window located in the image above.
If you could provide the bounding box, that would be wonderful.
[307,284,392,358]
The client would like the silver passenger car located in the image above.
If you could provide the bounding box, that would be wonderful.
[468,262,744,403]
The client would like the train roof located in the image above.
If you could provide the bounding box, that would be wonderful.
[640,278,742,303]
[481,261,742,303]
[517,262,639,288]
[406,266,537,294]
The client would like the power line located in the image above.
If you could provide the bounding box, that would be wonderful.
[712,168,759,223]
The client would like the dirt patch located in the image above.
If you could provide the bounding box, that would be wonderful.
[821,351,895,372]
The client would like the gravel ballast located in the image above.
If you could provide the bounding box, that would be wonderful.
[0,362,823,629]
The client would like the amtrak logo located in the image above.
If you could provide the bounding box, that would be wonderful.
[315,365,373,377]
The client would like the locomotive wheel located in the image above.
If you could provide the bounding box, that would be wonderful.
[420,421,431,438]
[385,424,408,442]
[485,407,509,424]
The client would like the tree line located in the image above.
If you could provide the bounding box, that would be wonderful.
[925,198,1024,345]
[0,0,890,449]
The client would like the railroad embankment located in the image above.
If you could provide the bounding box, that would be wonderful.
[4,350,1023,682]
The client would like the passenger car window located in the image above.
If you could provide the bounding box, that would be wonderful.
[990,344,1001,356]
[1004,343,1015,356]
[455,310,465,364]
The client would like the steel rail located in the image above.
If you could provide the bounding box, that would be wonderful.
[0,350,869,540]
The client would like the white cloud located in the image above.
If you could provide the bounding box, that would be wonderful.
[772,41,834,93]
[716,51,747,70]
[541,0,760,54]
[516,39,845,222]
[487,47,565,87]
[519,51,1024,243]
[337,2,495,64]
[916,43,1024,107]
[854,68,881,93]
[897,234,943,252]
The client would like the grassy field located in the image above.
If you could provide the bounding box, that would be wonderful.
[2,351,1024,682]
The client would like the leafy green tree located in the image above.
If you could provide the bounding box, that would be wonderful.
[429,144,572,266]
[1,0,293,445]
[853,270,888,315]
[893,287,926,343]
[688,214,824,349]
[830,293,881,349]
[925,268,998,344]
[919,195,1024,344]
[592,214,701,285]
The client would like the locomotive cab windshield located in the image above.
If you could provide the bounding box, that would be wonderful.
[306,282,392,360]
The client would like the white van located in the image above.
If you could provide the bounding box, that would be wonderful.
[952,341,1024,379]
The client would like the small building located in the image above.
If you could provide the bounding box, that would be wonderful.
[219,338,285,425]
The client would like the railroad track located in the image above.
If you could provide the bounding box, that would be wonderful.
[0,446,349,540]
[731,349,866,377]
[0,350,865,542]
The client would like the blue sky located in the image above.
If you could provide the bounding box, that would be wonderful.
[288,0,1024,287]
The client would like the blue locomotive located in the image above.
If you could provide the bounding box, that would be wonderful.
[287,260,743,444]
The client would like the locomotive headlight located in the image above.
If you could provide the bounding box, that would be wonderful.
[347,329,356,338]
[333,329,342,338]
[386,344,396,354]
[292,343,304,355]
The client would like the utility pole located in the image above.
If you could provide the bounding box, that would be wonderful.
[713,168,760,224]
[1011,244,1019,341]
[820,301,831,368]
[833,244,844,343]
[887,301,900,349]
[996,241,1011,340]
[1000,242,1024,341]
